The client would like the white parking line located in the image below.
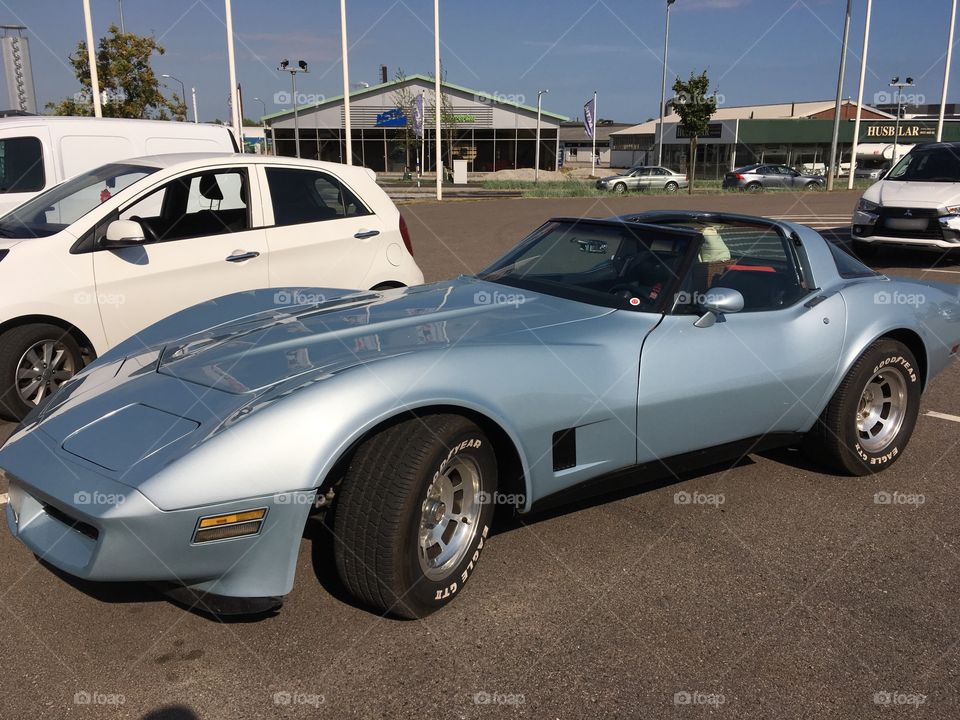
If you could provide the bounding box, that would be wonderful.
[920,268,960,275]
[0,493,7,505]
[926,411,960,423]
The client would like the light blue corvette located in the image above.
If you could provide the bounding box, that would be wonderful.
[2,211,959,618]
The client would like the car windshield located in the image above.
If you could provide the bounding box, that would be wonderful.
[887,147,960,182]
[0,162,157,238]
[478,219,698,312]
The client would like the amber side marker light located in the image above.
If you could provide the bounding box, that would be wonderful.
[193,508,266,543]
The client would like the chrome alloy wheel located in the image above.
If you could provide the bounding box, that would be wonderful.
[856,368,908,453]
[16,339,76,406]
[418,454,482,580]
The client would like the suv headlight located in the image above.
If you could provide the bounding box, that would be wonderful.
[857,198,880,214]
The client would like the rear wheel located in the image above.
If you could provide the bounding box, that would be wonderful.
[334,414,497,618]
[0,324,83,421]
[664,181,679,193]
[745,182,762,193]
[805,339,920,475]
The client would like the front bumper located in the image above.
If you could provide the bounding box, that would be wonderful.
[2,429,315,601]
[852,208,960,249]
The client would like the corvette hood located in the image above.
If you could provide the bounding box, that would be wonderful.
[870,180,960,208]
[156,278,613,394]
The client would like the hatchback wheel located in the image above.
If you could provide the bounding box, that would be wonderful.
[745,182,762,193]
[334,414,498,618]
[0,324,84,421]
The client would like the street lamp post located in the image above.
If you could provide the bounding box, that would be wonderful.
[279,59,308,158]
[657,0,676,167]
[535,89,548,183]
[161,74,186,120]
[890,76,914,164]
[848,0,873,190]
[191,87,198,123]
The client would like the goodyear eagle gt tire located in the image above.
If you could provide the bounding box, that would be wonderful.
[334,414,497,618]
[806,339,920,475]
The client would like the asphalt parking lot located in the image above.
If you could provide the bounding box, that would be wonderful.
[2,190,960,719]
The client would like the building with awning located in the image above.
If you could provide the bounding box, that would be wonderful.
[262,74,568,173]
[606,99,936,178]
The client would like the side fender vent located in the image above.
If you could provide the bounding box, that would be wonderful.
[552,428,577,471]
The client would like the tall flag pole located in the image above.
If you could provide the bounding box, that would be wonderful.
[434,0,442,200]
[82,0,102,117]
[938,0,958,142]
[224,0,241,147]
[584,93,597,176]
[848,0,872,189]
[340,0,353,164]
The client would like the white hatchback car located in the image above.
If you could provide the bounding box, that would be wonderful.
[0,153,423,419]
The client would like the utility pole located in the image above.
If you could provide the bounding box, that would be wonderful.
[827,0,852,191]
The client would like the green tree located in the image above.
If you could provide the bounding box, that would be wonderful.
[48,24,186,120]
[391,67,418,171]
[671,70,717,193]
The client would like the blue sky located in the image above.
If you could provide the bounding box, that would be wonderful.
[3,0,958,123]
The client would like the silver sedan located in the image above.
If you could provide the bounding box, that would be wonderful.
[596,166,688,194]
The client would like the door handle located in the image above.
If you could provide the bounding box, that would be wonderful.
[225,251,260,262]
[354,230,380,239]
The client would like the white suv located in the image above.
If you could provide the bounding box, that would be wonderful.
[0,153,423,419]
[852,142,960,255]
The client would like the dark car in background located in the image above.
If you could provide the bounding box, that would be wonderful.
[723,164,826,192]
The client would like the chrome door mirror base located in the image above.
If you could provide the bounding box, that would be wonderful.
[694,287,745,328]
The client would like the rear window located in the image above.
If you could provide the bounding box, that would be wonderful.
[827,240,877,279]
[0,136,44,193]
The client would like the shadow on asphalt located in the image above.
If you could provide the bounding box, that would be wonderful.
[142,706,199,720]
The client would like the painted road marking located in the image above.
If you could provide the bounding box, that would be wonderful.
[926,411,960,424]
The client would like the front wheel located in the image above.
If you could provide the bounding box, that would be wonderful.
[0,324,84,421]
[613,182,627,195]
[805,339,921,475]
[334,414,498,618]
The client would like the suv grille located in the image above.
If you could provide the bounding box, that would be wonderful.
[874,207,944,240]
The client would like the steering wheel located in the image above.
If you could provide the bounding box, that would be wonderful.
[128,215,159,243]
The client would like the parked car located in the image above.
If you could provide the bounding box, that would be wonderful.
[852,142,960,255]
[0,116,238,216]
[596,166,688,193]
[0,152,423,420]
[3,211,957,619]
[854,162,890,180]
[723,164,826,191]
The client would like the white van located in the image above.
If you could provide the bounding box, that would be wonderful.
[0,116,237,215]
